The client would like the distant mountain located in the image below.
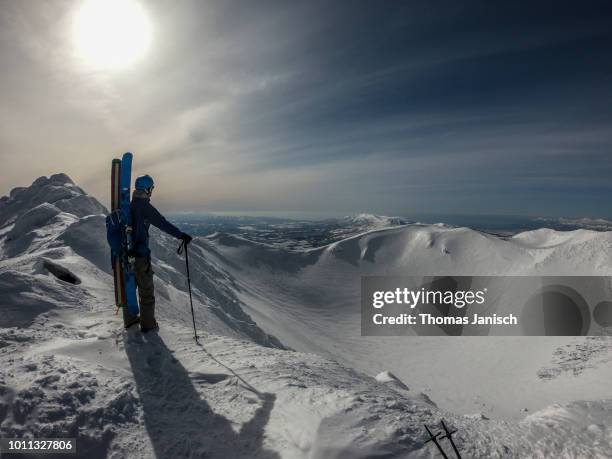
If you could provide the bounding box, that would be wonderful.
[339,213,410,228]
[171,212,411,251]
[534,216,612,231]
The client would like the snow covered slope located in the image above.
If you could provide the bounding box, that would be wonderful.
[2,175,612,458]
[203,225,612,419]
[7,308,612,459]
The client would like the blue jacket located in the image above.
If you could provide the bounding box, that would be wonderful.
[130,190,183,257]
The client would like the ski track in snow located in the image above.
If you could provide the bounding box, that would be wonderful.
[2,174,612,458]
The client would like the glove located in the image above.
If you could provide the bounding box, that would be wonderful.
[181,233,193,244]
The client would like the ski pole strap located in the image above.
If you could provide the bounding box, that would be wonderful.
[177,239,192,255]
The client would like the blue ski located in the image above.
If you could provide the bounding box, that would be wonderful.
[120,152,139,315]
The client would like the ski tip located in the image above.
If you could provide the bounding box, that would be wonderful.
[122,152,133,160]
[112,158,121,164]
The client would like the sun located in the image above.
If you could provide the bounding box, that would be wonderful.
[73,0,152,70]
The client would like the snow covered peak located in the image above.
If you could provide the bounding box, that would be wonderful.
[32,173,75,187]
[341,213,408,228]
[0,174,106,228]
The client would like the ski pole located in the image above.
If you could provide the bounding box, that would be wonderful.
[440,420,462,459]
[178,240,199,343]
[424,424,449,459]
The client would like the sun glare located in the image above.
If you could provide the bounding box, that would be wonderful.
[73,0,152,70]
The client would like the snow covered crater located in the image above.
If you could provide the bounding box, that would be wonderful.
[1,174,612,458]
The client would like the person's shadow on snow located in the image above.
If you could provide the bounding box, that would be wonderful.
[125,332,279,459]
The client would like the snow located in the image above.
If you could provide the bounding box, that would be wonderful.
[8,203,62,239]
[1,174,612,457]
[375,371,409,388]
[204,223,612,420]
[341,213,409,229]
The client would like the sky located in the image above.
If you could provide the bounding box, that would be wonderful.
[1,0,612,218]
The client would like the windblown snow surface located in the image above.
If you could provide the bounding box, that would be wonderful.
[1,174,612,458]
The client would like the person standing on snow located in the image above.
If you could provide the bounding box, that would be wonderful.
[123,174,193,332]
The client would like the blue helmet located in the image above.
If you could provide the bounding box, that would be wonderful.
[135,175,155,191]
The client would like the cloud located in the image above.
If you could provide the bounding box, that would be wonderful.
[1,0,612,217]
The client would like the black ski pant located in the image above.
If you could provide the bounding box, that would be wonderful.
[123,256,157,329]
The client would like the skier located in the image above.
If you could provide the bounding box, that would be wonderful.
[123,174,193,332]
